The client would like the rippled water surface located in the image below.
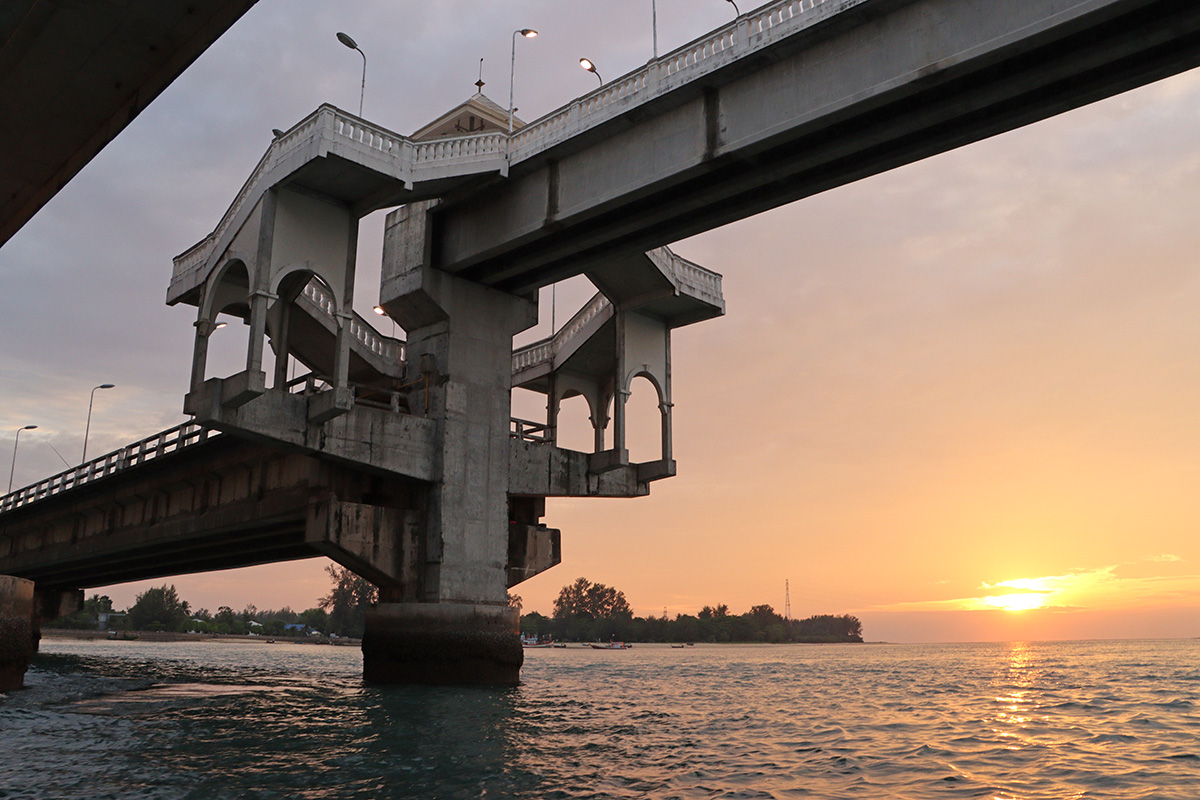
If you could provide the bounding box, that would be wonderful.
[2,638,1198,799]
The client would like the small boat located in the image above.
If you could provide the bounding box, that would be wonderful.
[552,643,567,649]
[671,644,686,649]
[590,641,631,650]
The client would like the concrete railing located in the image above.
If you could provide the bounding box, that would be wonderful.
[510,417,552,443]
[650,248,725,308]
[172,106,506,291]
[0,422,219,514]
[507,0,851,162]
[298,280,405,362]
[513,291,611,375]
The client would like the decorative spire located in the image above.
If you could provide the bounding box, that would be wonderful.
[475,58,485,93]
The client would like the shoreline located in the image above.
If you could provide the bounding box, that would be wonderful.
[41,629,361,646]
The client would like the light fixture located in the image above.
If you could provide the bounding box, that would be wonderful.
[579,58,603,85]
[8,425,37,494]
[214,321,228,329]
[82,384,115,463]
[336,32,367,117]
[509,29,539,134]
[373,305,387,316]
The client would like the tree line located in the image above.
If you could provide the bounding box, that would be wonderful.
[517,577,864,644]
[47,572,863,644]
[45,566,377,639]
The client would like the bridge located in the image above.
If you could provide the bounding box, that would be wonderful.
[0,0,260,247]
[4,0,1200,689]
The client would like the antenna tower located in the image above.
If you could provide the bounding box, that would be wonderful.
[784,579,791,621]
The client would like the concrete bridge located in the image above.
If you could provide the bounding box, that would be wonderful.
[4,0,1200,689]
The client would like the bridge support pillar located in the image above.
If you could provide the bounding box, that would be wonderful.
[0,576,34,692]
[362,603,522,685]
[365,202,538,685]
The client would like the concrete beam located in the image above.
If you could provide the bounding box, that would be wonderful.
[0,0,260,246]
[427,0,1200,292]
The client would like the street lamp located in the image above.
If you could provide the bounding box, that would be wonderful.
[336,32,366,117]
[579,58,603,86]
[373,305,396,338]
[652,0,659,58]
[509,29,538,134]
[8,425,36,494]
[726,0,741,16]
[82,383,115,463]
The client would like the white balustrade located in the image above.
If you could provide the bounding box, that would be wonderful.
[174,0,844,301]
[0,422,219,514]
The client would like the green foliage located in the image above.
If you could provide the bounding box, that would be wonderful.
[44,594,115,630]
[552,577,633,620]
[528,578,864,644]
[300,607,331,635]
[127,585,191,632]
[318,565,377,638]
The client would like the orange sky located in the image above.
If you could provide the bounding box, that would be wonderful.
[4,2,1200,643]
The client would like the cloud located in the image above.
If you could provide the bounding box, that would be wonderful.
[873,563,1200,614]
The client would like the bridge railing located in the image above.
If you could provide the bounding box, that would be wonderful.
[512,291,611,376]
[299,279,406,362]
[507,0,848,162]
[0,422,220,514]
[510,417,552,443]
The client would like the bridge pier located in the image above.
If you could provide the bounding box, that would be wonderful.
[0,576,34,692]
[362,603,521,685]
[353,203,538,685]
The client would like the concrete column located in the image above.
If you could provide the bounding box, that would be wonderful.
[0,576,34,692]
[272,302,291,390]
[331,219,359,391]
[245,290,271,375]
[546,373,560,447]
[661,329,673,462]
[372,204,537,684]
[612,308,628,454]
[190,317,214,395]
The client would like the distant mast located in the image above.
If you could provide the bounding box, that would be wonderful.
[784,579,791,621]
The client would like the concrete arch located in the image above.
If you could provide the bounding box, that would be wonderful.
[624,374,666,463]
[201,258,251,323]
[624,369,665,406]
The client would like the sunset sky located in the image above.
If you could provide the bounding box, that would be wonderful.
[3,1,1199,643]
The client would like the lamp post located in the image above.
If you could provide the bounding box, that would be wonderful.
[8,425,36,494]
[373,305,397,338]
[652,0,658,58]
[509,29,538,134]
[726,0,741,16]
[336,32,366,117]
[579,58,603,86]
[82,383,115,463]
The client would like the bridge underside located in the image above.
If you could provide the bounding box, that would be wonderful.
[430,0,1200,292]
[0,0,259,246]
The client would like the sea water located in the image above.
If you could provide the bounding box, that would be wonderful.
[1,638,1197,799]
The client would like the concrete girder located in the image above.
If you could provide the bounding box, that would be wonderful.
[425,0,1200,292]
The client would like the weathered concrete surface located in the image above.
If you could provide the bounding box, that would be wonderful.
[362,602,522,686]
[429,0,1200,292]
[1,0,260,246]
[0,576,34,692]
[0,434,424,593]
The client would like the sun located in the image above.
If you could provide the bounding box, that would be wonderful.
[983,593,1047,612]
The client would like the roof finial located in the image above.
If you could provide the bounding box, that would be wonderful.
[475,57,485,93]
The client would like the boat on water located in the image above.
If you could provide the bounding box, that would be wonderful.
[521,635,556,649]
[671,644,686,649]
[589,641,631,650]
